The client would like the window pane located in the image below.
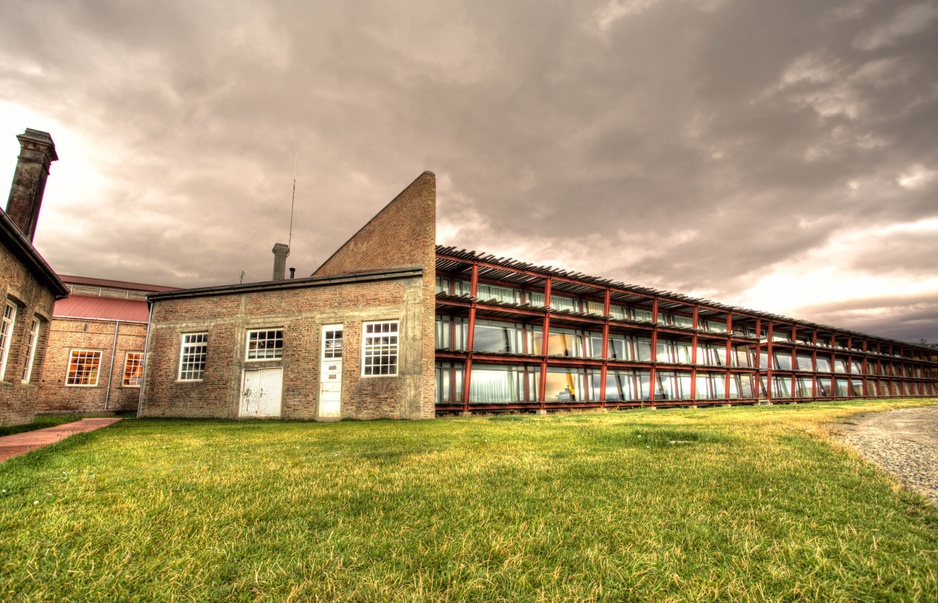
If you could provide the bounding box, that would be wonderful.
[123,352,144,387]
[67,350,102,386]
[247,329,283,360]
[363,321,399,376]
[179,333,208,381]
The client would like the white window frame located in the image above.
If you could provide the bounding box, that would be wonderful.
[66,349,103,387]
[323,325,343,360]
[178,333,208,381]
[361,320,399,377]
[22,318,40,383]
[245,328,284,361]
[123,351,145,387]
[0,301,17,380]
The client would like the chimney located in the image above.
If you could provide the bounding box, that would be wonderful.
[5,129,58,242]
[272,243,290,281]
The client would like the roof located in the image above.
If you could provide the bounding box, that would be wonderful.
[53,295,150,322]
[148,266,424,302]
[58,274,178,293]
[0,209,69,298]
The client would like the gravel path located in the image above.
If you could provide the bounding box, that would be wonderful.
[834,405,938,506]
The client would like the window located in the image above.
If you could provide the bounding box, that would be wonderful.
[179,333,208,381]
[362,321,399,376]
[246,329,283,360]
[22,319,40,382]
[123,352,144,387]
[0,301,16,380]
[67,350,102,386]
[323,327,343,359]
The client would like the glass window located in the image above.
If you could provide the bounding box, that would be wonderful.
[67,350,102,386]
[550,295,578,312]
[435,362,464,404]
[796,353,813,371]
[544,368,585,402]
[0,301,16,380]
[636,337,653,362]
[773,351,793,371]
[179,333,208,381]
[586,301,605,316]
[123,352,144,387]
[795,377,812,398]
[473,320,523,354]
[609,305,628,320]
[323,327,343,359]
[633,308,653,323]
[469,364,537,403]
[362,321,399,376]
[21,318,40,383]
[586,333,605,359]
[526,291,546,306]
[816,356,831,372]
[672,314,693,328]
[246,329,283,360]
[477,283,521,305]
[435,276,451,294]
[834,356,848,373]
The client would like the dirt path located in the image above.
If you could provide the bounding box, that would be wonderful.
[0,418,122,463]
[834,405,938,505]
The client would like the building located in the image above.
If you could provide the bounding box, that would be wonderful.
[138,172,436,420]
[0,129,69,426]
[34,275,175,415]
[140,171,938,420]
[434,248,938,412]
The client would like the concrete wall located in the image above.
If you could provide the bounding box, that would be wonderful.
[0,243,56,426]
[35,319,147,414]
[139,275,431,420]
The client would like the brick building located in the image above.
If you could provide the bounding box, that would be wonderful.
[139,172,437,420]
[140,169,938,420]
[0,129,69,426]
[34,275,175,415]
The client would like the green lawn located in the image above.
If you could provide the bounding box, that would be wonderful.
[2,400,937,602]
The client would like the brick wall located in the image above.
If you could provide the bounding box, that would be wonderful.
[35,318,148,414]
[0,243,57,426]
[314,171,437,419]
[140,274,431,420]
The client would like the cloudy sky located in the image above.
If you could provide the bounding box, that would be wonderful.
[1,0,936,343]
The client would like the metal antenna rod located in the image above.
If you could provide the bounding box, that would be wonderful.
[288,153,297,249]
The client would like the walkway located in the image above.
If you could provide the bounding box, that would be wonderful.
[0,418,122,463]
[835,405,938,505]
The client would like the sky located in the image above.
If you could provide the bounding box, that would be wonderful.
[1,0,936,344]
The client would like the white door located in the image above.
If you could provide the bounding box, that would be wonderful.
[319,325,343,418]
[240,367,283,418]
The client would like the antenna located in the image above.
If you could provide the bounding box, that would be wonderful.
[288,153,297,249]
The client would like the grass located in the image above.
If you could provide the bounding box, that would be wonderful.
[1,399,937,602]
[0,415,85,437]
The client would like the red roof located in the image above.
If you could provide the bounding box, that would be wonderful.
[53,296,150,322]
[59,274,178,293]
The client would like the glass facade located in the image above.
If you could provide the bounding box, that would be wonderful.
[434,250,938,411]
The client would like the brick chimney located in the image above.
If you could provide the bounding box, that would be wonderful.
[5,129,58,242]
[272,243,290,281]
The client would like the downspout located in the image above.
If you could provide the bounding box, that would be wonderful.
[104,320,121,411]
[137,301,155,416]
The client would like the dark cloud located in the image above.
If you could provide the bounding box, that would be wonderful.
[0,0,936,342]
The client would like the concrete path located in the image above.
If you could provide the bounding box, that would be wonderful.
[0,418,121,463]
[835,405,938,505]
